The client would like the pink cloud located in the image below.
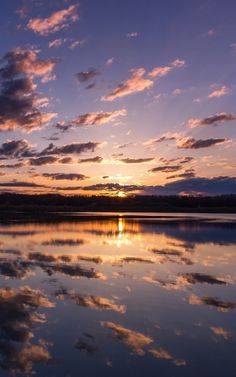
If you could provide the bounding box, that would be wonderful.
[27,4,79,36]
[208,85,229,98]
[102,68,153,101]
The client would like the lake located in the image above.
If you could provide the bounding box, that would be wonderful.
[0,213,235,376]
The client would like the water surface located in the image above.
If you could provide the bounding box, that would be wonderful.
[0,213,235,376]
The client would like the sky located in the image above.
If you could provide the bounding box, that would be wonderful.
[0,0,236,196]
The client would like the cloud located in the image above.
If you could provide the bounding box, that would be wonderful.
[127,32,138,38]
[0,48,57,132]
[120,257,154,264]
[144,132,179,145]
[179,272,227,285]
[101,322,153,355]
[27,4,79,36]
[187,112,236,128]
[167,169,196,180]
[178,137,226,149]
[56,289,126,313]
[76,68,99,83]
[159,156,194,165]
[29,156,58,166]
[148,59,185,78]
[208,86,229,98]
[0,181,46,188]
[42,238,85,246]
[78,156,103,164]
[210,327,231,340]
[102,68,153,101]
[80,176,236,196]
[42,173,88,181]
[149,165,182,173]
[106,57,114,66]
[59,157,73,164]
[82,183,143,193]
[75,337,98,354]
[1,48,57,80]
[0,286,53,374]
[0,139,34,158]
[188,294,236,312]
[56,109,127,131]
[48,38,67,48]
[69,39,84,49]
[120,157,154,164]
[148,66,172,78]
[149,348,186,366]
[39,142,101,156]
[0,162,24,169]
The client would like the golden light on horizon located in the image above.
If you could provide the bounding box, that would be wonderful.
[117,191,127,198]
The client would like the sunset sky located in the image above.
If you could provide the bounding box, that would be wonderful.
[0,0,236,196]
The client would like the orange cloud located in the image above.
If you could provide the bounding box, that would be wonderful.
[102,68,153,101]
[208,85,229,98]
[148,59,185,78]
[27,4,79,36]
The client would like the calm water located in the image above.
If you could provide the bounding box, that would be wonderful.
[0,213,235,376]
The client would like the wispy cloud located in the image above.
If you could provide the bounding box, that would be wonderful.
[102,68,153,101]
[208,85,229,98]
[27,4,79,36]
[56,109,127,131]
[187,112,236,128]
[42,173,89,181]
[178,137,227,149]
[148,59,185,78]
[127,32,138,38]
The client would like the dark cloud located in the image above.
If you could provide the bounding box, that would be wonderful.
[189,294,236,312]
[78,156,103,164]
[0,139,34,158]
[188,112,236,128]
[0,162,24,169]
[0,48,57,132]
[59,157,73,164]
[120,257,154,264]
[19,252,104,279]
[149,165,182,173]
[0,260,30,279]
[42,173,89,181]
[156,176,236,195]
[0,181,46,188]
[179,138,226,149]
[76,68,99,83]
[80,176,236,196]
[77,255,102,264]
[167,169,196,180]
[42,238,85,246]
[120,158,154,164]
[29,156,58,166]
[0,286,53,374]
[39,142,100,156]
[149,135,177,144]
[82,183,143,193]
[179,272,227,285]
[75,338,98,354]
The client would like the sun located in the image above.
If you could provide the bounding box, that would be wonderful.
[117,191,126,198]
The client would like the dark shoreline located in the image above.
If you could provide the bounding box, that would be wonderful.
[0,193,236,212]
